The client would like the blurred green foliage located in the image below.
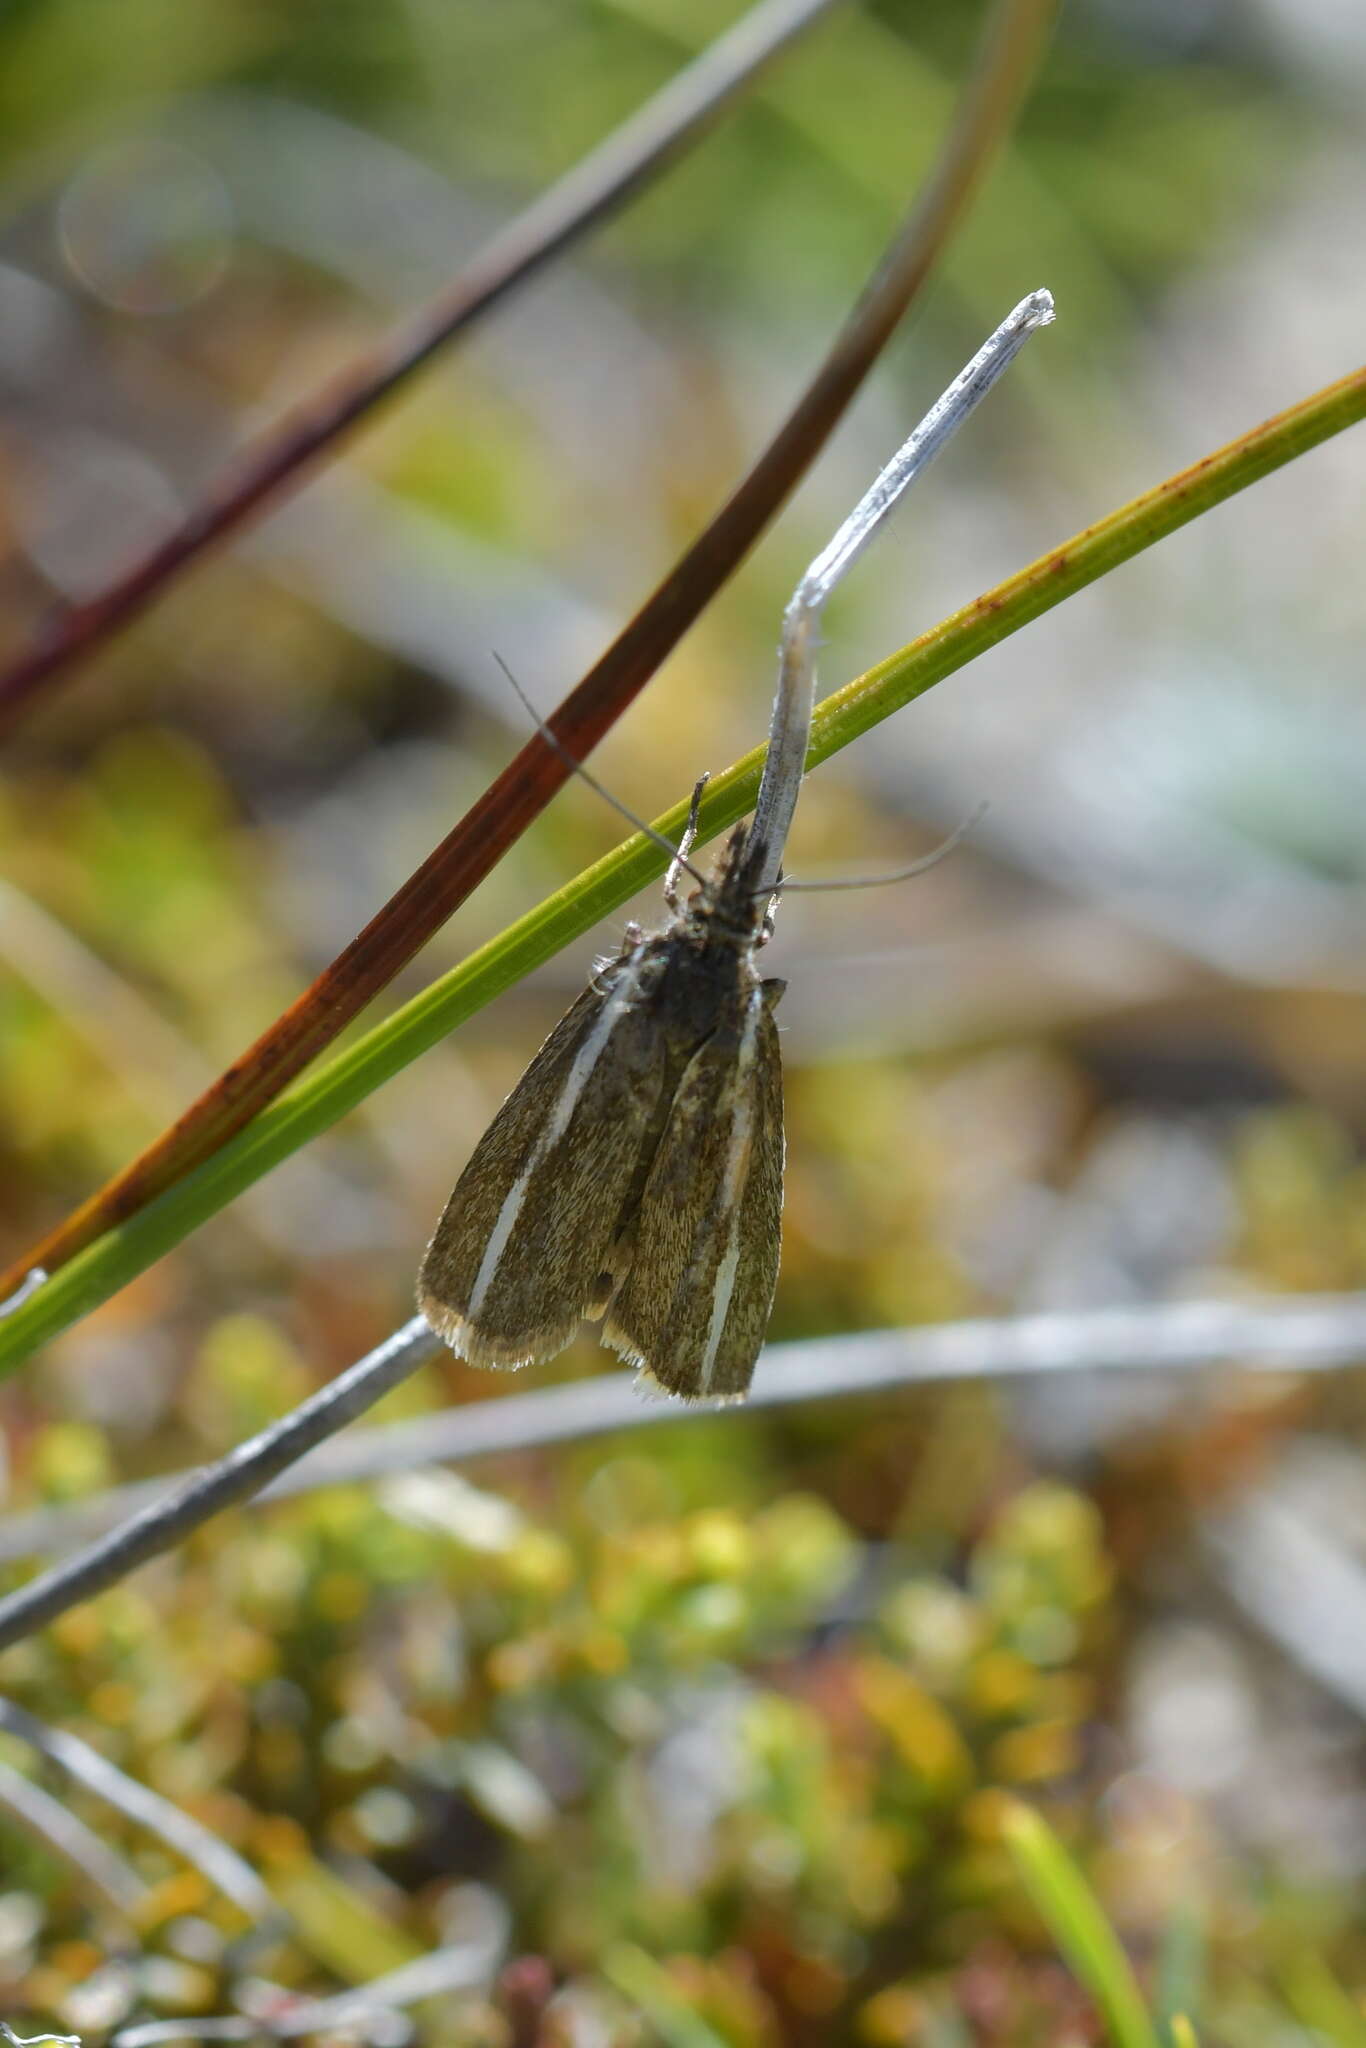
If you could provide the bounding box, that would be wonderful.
[4,1389,1364,2040]
[0,1441,1233,2034]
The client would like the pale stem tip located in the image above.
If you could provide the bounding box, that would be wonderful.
[0,1268,47,1319]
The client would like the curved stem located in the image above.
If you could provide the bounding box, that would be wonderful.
[3,1292,1365,1651]
[750,286,1055,888]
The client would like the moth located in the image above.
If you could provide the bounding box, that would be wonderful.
[419,289,1054,1401]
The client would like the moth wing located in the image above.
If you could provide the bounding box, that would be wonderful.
[605,986,783,1402]
[418,952,669,1370]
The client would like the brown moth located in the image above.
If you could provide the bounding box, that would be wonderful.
[419,817,783,1400]
[419,290,1055,1400]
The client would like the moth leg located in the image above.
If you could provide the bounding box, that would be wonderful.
[665,773,710,910]
[757,872,783,947]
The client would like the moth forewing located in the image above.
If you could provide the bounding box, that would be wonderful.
[605,975,785,1403]
[417,942,672,1369]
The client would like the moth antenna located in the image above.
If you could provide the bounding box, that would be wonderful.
[493,652,707,886]
[747,288,1055,897]
[773,801,987,894]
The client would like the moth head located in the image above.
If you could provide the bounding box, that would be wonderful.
[682,822,772,942]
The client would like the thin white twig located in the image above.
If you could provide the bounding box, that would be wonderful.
[110,1928,505,2046]
[1203,1466,1366,1723]
[111,2028,252,2047]
[0,1698,275,1924]
[0,1318,438,1650]
[2,1296,1364,1654]
[749,288,1054,889]
[0,1755,145,1918]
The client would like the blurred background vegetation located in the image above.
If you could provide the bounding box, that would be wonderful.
[0,0,1364,2041]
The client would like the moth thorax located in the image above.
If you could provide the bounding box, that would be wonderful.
[688,890,764,951]
[684,828,770,945]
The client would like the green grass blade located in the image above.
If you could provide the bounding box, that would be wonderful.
[1002,1800,1160,2048]
[1,359,1363,1375]
[1155,1898,1206,2043]
[1278,1954,1366,2048]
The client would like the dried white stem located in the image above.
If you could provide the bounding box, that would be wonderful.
[0,1697,274,1925]
[749,287,1055,890]
[0,1756,144,1919]
[3,1292,1365,1655]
